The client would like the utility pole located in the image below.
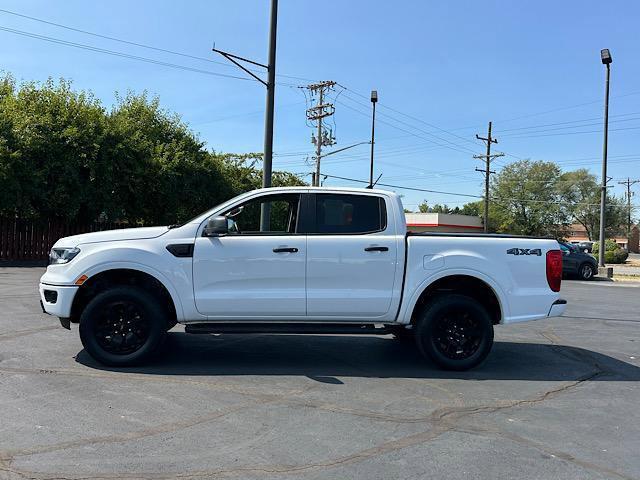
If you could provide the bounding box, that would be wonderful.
[306,81,336,186]
[263,0,278,191]
[474,121,503,233]
[618,178,640,236]
[212,0,278,230]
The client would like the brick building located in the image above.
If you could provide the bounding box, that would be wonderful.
[565,223,639,252]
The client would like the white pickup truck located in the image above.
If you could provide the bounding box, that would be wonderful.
[39,187,566,370]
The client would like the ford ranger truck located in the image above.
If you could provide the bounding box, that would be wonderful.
[39,187,566,370]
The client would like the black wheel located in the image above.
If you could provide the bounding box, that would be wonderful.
[578,263,595,281]
[414,294,494,371]
[79,286,167,366]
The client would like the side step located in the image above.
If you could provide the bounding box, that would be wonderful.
[184,322,396,335]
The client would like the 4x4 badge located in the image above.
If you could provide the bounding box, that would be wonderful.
[507,248,542,256]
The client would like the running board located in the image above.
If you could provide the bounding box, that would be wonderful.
[184,322,396,335]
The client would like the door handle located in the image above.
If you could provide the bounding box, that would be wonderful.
[273,247,298,253]
[364,246,389,252]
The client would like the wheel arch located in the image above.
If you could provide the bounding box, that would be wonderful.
[69,265,182,326]
[406,272,505,326]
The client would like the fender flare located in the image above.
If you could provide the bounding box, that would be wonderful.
[398,268,509,324]
[81,261,185,321]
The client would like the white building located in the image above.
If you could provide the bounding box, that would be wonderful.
[404,212,483,233]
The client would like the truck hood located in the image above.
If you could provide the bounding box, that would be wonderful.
[53,226,169,248]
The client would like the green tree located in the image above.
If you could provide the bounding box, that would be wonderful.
[490,160,568,236]
[558,169,626,240]
[460,201,482,217]
[0,76,305,225]
[417,200,454,214]
[0,76,107,221]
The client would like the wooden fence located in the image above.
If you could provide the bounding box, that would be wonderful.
[0,218,127,262]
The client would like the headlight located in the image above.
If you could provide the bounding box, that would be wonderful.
[49,247,81,265]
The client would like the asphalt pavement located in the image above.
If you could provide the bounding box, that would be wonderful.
[0,268,639,480]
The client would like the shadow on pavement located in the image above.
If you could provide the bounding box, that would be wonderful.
[76,332,640,382]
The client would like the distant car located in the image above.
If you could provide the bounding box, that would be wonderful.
[560,242,597,280]
[576,241,594,253]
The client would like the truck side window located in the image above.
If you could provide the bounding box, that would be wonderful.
[315,194,386,234]
[223,194,300,234]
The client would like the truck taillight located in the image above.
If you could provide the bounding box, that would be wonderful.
[546,250,562,292]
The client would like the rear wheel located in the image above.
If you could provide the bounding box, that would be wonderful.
[414,294,494,371]
[579,263,595,280]
[79,286,167,366]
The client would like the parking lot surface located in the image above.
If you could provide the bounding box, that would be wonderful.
[1,267,639,480]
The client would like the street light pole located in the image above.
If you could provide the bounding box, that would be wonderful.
[598,48,612,268]
[369,90,378,188]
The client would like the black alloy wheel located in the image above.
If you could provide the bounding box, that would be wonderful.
[94,300,150,355]
[415,294,494,371]
[432,309,483,360]
[80,286,167,366]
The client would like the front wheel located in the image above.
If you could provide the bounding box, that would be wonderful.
[414,294,494,371]
[79,286,167,366]
[579,263,595,280]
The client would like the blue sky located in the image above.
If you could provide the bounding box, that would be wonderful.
[0,0,639,211]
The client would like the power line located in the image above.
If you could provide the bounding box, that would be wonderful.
[488,89,640,126]
[499,125,640,139]
[338,84,481,147]
[494,111,640,134]
[337,85,526,161]
[319,174,482,198]
[0,7,314,82]
[336,98,477,157]
[318,173,632,209]
[338,93,479,155]
[0,25,255,81]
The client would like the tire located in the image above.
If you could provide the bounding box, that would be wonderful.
[414,294,494,371]
[578,263,595,281]
[79,286,168,366]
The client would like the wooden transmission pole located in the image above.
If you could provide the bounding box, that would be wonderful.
[618,177,640,236]
[305,81,336,186]
[474,121,503,233]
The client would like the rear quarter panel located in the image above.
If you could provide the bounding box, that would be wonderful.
[398,235,561,324]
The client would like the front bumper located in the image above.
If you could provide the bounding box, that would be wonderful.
[548,299,567,317]
[39,283,78,319]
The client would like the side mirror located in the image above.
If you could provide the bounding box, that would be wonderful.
[203,216,228,237]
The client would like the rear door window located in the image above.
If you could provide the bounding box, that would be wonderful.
[314,194,386,234]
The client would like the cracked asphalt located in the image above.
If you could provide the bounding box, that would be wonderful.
[1,267,639,480]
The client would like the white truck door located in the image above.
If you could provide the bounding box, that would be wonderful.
[305,193,399,320]
[192,193,306,318]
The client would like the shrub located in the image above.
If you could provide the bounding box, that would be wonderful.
[613,249,629,263]
[592,240,628,264]
[592,239,621,255]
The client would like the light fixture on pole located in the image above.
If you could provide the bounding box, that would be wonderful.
[368,90,378,188]
[598,48,612,268]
